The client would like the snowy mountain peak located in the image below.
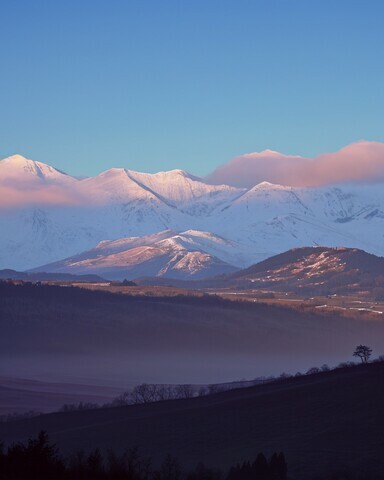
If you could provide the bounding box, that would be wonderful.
[234,181,292,198]
[88,167,130,180]
[253,181,286,189]
[34,228,238,280]
[0,154,73,184]
[154,168,197,179]
[1,154,42,174]
[1,154,29,165]
[120,167,242,207]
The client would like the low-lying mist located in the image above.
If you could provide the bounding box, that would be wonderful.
[1,283,383,388]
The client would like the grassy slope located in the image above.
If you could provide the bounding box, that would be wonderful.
[1,362,384,479]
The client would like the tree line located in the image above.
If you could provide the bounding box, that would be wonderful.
[58,347,382,413]
[0,431,287,480]
[2,351,380,423]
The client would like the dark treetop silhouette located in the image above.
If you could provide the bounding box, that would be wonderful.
[353,344,372,363]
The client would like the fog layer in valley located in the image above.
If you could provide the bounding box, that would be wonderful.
[1,284,384,401]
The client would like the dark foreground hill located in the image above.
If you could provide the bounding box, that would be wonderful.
[1,362,384,479]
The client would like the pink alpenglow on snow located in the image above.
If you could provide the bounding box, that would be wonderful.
[0,184,83,209]
[206,141,384,188]
[0,154,84,209]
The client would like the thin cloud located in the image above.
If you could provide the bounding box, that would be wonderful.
[206,141,384,188]
[0,184,84,209]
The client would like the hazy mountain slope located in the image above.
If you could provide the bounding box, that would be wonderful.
[33,230,238,280]
[226,246,384,295]
[215,182,384,262]
[1,362,384,479]
[2,154,384,270]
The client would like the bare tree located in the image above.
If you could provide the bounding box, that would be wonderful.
[131,384,158,404]
[197,386,208,397]
[208,384,225,395]
[109,391,131,407]
[353,344,372,363]
[175,384,194,399]
[306,367,320,375]
[156,385,176,401]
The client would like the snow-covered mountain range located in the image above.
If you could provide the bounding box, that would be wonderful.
[1,154,384,278]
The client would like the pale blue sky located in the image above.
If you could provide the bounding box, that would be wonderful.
[1,0,383,176]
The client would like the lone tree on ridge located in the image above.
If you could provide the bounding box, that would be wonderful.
[353,344,372,363]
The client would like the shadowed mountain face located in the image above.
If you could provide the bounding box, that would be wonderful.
[1,362,384,480]
[225,246,384,295]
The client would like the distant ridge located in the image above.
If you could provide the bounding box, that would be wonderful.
[225,246,384,295]
[0,269,106,283]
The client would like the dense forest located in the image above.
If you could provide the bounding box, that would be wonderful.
[1,428,381,479]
